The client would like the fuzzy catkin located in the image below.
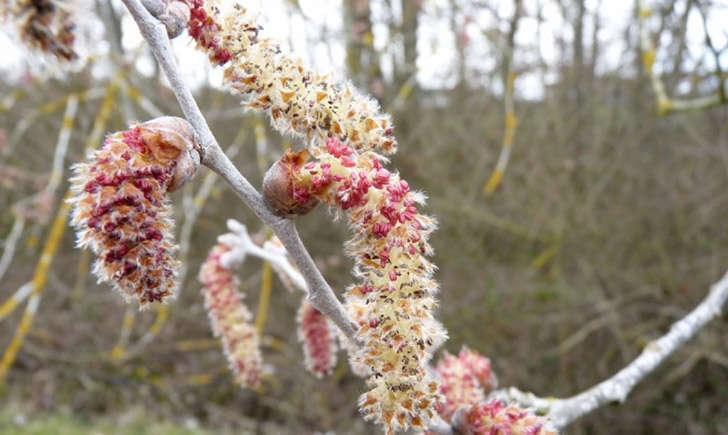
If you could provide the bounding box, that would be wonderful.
[185,0,396,155]
[297,298,338,378]
[70,118,199,306]
[458,400,557,435]
[183,1,447,431]
[435,347,497,422]
[3,0,79,60]
[200,242,263,389]
[270,138,447,434]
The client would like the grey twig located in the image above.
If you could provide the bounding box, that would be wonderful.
[120,0,357,341]
[489,270,728,428]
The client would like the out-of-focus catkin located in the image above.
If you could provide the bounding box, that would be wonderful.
[184,0,396,154]
[433,347,556,434]
[200,241,263,389]
[69,117,199,307]
[458,400,557,435]
[435,347,497,422]
[2,0,80,61]
[297,298,338,378]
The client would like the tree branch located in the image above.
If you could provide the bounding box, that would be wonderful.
[490,270,728,429]
[638,1,723,115]
[120,0,357,341]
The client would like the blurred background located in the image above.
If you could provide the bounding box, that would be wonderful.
[1,0,728,433]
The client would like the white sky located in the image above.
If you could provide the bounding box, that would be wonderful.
[1,0,726,100]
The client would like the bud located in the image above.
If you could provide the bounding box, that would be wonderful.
[137,116,200,191]
[69,117,200,307]
[263,150,319,217]
[159,1,191,39]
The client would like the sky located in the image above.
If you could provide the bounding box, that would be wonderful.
[0,0,726,100]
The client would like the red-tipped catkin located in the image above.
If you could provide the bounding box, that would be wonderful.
[69,117,199,307]
[435,347,497,422]
[200,242,263,389]
[184,0,396,154]
[269,138,447,434]
[458,400,557,435]
[297,298,337,378]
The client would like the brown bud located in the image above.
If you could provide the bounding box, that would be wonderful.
[138,116,201,192]
[160,1,191,39]
[263,149,319,217]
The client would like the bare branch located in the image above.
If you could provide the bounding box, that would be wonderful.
[120,0,357,341]
[490,270,728,428]
[638,1,723,114]
[219,219,307,293]
[0,215,25,281]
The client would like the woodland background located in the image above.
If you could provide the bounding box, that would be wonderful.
[1,0,727,433]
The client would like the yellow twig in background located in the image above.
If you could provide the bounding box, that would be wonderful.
[0,78,120,382]
[146,305,169,337]
[174,338,220,352]
[484,71,518,195]
[110,306,137,360]
[0,89,27,113]
[120,79,164,117]
[0,214,25,281]
[71,250,91,300]
[254,116,268,172]
[3,87,106,158]
[0,198,70,382]
[119,304,169,359]
[638,3,724,115]
[47,96,79,196]
[255,261,273,333]
[386,73,417,113]
[0,282,32,321]
[531,244,560,271]
[4,94,77,276]
[84,79,121,151]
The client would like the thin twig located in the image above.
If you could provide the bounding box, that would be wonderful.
[0,215,25,281]
[483,0,522,196]
[0,282,32,321]
[121,0,357,341]
[489,270,728,428]
[638,2,723,115]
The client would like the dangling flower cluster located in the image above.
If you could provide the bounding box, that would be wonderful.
[184,0,396,154]
[435,346,497,422]
[2,0,79,61]
[69,117,200,307]
[297,298,338,378]
[457,400,557,435]
[263,138,447,434]
[199,240,263,389]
